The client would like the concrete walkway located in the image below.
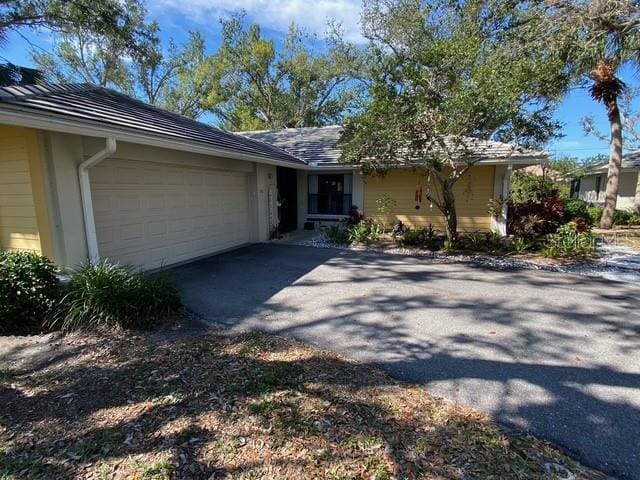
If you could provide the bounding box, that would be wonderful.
[172,243,640,479]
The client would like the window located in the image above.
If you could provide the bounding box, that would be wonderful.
[308,174,352,215]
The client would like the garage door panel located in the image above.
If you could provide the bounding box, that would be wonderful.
[93,159,251,270]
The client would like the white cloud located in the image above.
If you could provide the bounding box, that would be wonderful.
[150,0,364,43]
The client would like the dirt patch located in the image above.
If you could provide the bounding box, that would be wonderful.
[0,324,607,479]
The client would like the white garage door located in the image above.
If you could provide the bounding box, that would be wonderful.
[91,158,251,270]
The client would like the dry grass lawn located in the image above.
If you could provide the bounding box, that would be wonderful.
[0,324,606,479]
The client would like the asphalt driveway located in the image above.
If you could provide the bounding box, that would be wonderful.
[172,243,640,479]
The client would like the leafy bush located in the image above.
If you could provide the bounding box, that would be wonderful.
[587,205,603,225]
[510,171,562,203]
[0,251,59,335]
[508,193,565,236]
[347,220,381,243]
[584,205,640,226]
[563,198,591,224]
[398,225,439,249]
[613,209,640,226]
[50,261,181,331]
[543,222,595,258]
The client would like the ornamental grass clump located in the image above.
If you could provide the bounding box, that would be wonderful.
[50,261,181,331]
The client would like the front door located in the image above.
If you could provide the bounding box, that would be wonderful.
[276,166,298,232]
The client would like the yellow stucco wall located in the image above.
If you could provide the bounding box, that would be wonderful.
[0,125,52,256]
[363,166,496,231]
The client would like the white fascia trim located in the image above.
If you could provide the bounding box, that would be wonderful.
[79,137,116,263]
[0,107,311,170]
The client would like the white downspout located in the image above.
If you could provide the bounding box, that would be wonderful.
[78,137,116,263]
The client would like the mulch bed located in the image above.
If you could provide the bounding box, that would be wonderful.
[0,324,607,479]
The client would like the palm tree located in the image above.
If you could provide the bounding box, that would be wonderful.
[527,1,639,228]
[589,60,627,227]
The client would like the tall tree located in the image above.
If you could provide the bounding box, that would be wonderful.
[582,86,640,213]
[340,0,568,241]
[31,0,155,92]
[205,13,364,131]
[31,6,211,119]
[0,0,153,54]
[522,0,640,228]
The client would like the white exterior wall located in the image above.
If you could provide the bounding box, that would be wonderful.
[578,171,638,210]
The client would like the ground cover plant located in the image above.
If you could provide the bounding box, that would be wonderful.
[0,327,605,480]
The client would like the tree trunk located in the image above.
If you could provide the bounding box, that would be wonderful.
[442,184,458,243]
[600,97,623,229]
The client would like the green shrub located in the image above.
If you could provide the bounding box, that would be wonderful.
[50,261,181,331]
[347,220,381,244]
[509,236,542,254]
[613,209,640,226]
[543,222,595,258]
[563,198,591,224]
[0,251,59,335]
[584,206,640,226]
[325,222,350,244]
[587,205,604,225]
[398,225,439,249]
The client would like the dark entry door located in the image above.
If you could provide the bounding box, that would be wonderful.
[276,166,298,232]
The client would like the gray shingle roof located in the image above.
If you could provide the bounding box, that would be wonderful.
[240,125,547,165]
[585,151,640,173]
[0,83,304,166]
[241,125,345,167]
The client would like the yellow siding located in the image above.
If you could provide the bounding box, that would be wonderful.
[363,166,496,231]
[0,125,51,255]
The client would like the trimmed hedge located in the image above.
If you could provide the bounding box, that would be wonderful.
[0,251,59,335]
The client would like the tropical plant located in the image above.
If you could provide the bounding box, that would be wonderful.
[461,232,487,251]
[0,251,59,335]
[510,236,539,254]
[347,220,381,244]
[50,261,181,331]
[543,222,595,258]
[508,192,565,236]
[339,0,568,242]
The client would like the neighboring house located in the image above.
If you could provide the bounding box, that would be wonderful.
[572,152,640,211]
[241,126,547,235]
[0,83,546,271]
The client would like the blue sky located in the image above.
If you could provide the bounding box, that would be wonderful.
[2,0,637,160]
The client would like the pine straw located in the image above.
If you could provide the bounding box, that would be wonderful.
[0,327,606,480]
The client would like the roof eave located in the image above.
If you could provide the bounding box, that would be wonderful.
[0,105,310,170]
